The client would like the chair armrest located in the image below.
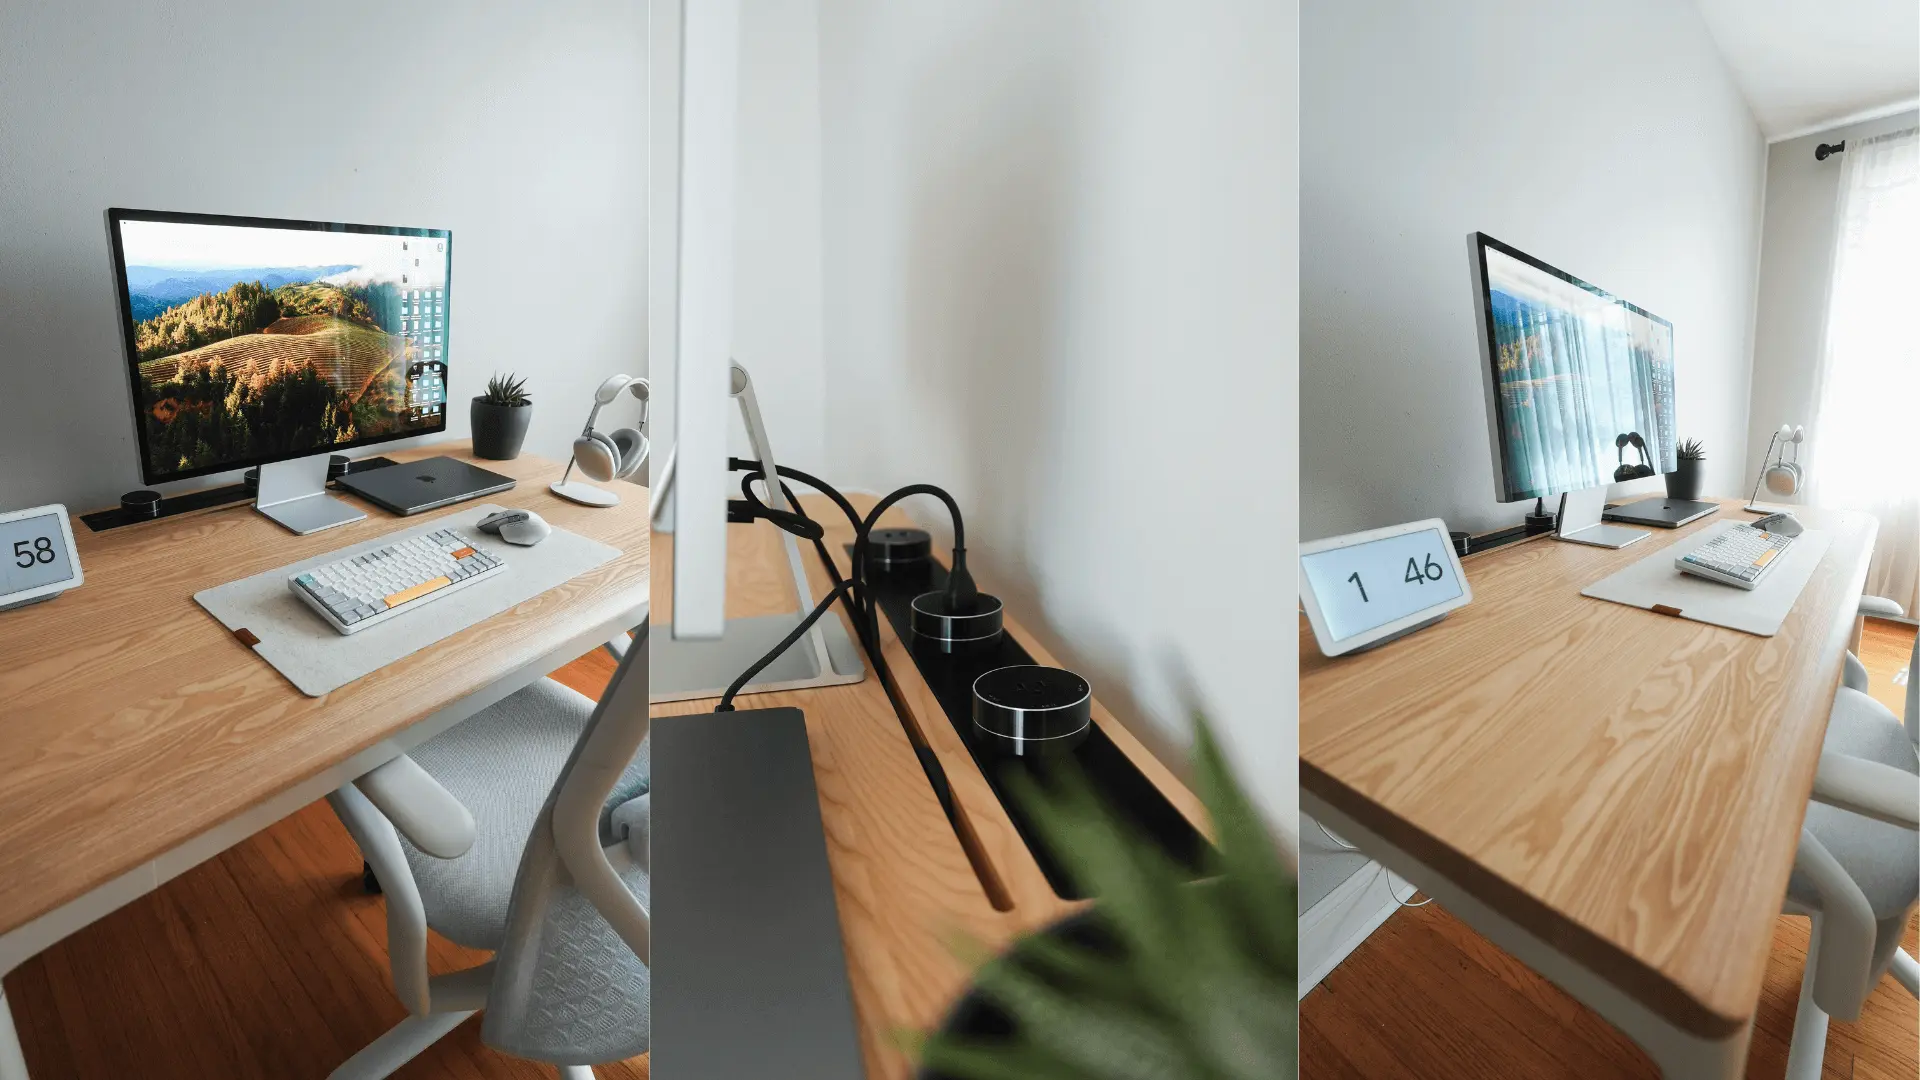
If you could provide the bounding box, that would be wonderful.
[1844,651,1872,694]
[1797,830,1879,1021]
[1859,596,1907,619]
[355,755,476,859]
[1810,751,1920,830]
[327,783,432,1015]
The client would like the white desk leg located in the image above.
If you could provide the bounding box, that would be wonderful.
[0,987,31,1080]
[1302,792,1753,1079]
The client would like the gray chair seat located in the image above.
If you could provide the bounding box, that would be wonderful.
[1787,687,1920,920]
[397,678,650,949]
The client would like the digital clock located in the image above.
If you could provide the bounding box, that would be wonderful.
[0,504,85,612]
[1299,518,1471,656]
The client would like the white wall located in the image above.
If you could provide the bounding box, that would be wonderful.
[817,0,1298,844]
[646,0,828,477]
[1745,108,1918,495]
[1299,1,1767,544]
[1297,0,1766,910]
[0,0,646,512]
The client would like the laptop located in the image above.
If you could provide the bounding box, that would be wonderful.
[334,456,517,515]
[1604,496,1719,529]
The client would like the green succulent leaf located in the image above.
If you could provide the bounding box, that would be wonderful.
[483,372,531,406]
[919,711,1295,1080]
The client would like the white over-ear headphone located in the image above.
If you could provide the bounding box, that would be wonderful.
[1764,423,1805,496]
[572,375,651,482]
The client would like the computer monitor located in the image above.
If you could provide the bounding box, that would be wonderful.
[1469,232,1676,504]
[656,0,739,641]
[106,208,451,532]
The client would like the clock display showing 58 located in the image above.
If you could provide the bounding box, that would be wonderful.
[0,513,75,597]
[1301,527,1463,641]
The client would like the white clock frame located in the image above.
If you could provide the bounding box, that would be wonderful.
[0,504,84,612]
[1299,517,1472,657]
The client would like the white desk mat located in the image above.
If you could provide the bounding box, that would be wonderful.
[1580,519,1832,637]
[195,504,621,696]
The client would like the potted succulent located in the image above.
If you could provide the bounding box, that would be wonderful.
[1666,439,1705,501]
[472,372,532,460]
[915,717,1294,1080]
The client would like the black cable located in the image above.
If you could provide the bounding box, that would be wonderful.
[715,461,978,718]
[715,577,858,712]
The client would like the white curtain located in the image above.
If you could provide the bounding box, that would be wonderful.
[1804,126,1920,615]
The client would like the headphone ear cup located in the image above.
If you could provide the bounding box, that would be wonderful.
[1765,462,1800,496]
[607,428,648,479]
[574,431,621,482]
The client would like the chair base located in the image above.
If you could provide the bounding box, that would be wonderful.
[330,1011,475,1080]
[1784,928,1829,1080]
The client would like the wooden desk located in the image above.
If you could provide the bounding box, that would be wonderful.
[1299,499,1877,1076]
[653,496,1207,1080]
[0,444,648,979]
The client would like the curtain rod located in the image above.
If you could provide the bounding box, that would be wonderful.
[1815,140,1845,161]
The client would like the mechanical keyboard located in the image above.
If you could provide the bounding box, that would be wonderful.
[291,527,505,635]
[1675,524,1794,590]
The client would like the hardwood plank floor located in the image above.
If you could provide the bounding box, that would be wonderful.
[3,651,646,1080]
[1301,618,1920,1078]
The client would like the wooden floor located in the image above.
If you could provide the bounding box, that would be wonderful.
[3,650,643,1080]
[1301,618,1920,1079]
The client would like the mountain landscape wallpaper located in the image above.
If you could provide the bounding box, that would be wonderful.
[116,220,445,478]
[1484,247,1675,501]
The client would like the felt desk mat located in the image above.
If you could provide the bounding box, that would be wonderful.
[1580,519,1831,637]
[195,503,620,696]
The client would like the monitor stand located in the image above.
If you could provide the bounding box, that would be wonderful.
[648,384,865,704]
[255,453,366,535]
[1553,485,1648,550]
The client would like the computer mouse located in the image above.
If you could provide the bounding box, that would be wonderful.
[476,509,552,546]
[1754,511,1803,537]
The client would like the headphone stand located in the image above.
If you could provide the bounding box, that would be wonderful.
[550,457,622,507]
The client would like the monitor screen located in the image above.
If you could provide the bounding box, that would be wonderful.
[107,210,451,484]
[1472,234,1675,503]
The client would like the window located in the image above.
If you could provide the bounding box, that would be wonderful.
[1806,125,1919,612]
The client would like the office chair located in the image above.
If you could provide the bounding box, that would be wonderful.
[1841,595,1906,694]
[324,624,653,1079]
[1781,615,1918,1080]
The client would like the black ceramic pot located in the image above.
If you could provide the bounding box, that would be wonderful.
[1665,458,1703,501]
[471,399,531,460]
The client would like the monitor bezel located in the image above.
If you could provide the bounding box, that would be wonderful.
[1468,231,1675,504]
[105,207,453,487]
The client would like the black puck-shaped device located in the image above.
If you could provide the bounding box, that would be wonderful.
[910,590,1004,655]
[971,664,1092,758]
[119,490,162,519]
[866,526,932,569]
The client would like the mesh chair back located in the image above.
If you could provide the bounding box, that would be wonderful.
[481,622,652,1064]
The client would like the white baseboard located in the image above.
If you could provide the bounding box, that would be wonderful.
[1298,861,1405,996]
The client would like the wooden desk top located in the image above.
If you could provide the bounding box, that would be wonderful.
[1299,499,1878,1037]
[653,496,1208,1080]
[0,444,649,939]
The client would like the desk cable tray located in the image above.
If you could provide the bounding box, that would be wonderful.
[858,550,1212,899]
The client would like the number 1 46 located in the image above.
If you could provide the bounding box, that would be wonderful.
[1347,554,1444,602]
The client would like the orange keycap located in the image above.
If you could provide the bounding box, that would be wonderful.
[384,576,452,608]
[450,547,476,559]
[1753,548,1779,568]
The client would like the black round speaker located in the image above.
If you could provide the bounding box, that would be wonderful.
[971,664,1091,758]
[120,490,162,519]
[910,591,1004,655]
[329,454,354,479]
[866,527,932,569]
